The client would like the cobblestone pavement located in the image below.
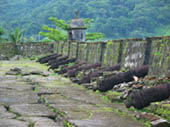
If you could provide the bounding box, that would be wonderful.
[0,60,146,127]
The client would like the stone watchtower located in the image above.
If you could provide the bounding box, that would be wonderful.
[67,11,86,42]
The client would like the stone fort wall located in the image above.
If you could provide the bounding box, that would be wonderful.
[0,36,170,76]
[56,36,170,76]
[0,42,54,58]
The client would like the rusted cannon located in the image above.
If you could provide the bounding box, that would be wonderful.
[37,53,58,62]
[57,62,86,74]
[48,56,69,66]
[95,65,149,92]
[100,64,121,72]
[125,83,170,109]
[78,71,103,84]
[79,64,121,84]
[39,54,62,64]
[49,58,77,70]
[68,63,101,77]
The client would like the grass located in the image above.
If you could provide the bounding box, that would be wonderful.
[28,121,35,127]
[50,72,57,76]
[95,90,100,94]
[0,60,49,71]
[97,90,123,103]
[106,91,122,96]
[102,95,111,102]
[153,104,170,121]
[127,108,152,127]
[95,91,154,127]
[32,82,39,92]
[113,108,126,115]
[139,119,151,127]
[103,107,113,112]
[64,120,75,127]
[129,104,170,121]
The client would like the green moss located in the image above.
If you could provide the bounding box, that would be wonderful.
[0,43,18,57]
[153,104,170,121]
[97,106,126,116]
[82,107,93,119]
[95,90,100,94]
[102,95,111,103]
[96,106,113,113]
[103,107,113,112]
[129,107,136,112]
[104,91,122,103]
[33,87,39,93]
[76,71,84,80]
[59,111,66,117]
[128,104,170,125]
[113,108,126,116]
[4,105,21,120]
[64,120,75,127]
[0,60,48,71]
[30,54,47,61]
[68,62,74,67]
[71,83,85,90]
[127,111,151,127]
[139,119,151,127]
[50,73,57,76]
[28,121,35,127]
[129,107,152,114]
[162,104,170,108]
[106,91,122,96]
[88,111,93,119]
[38,96,46,104]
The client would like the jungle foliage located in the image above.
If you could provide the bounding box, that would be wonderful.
[8,28,24,43]
[0,27,7,42]
[0,0,170,39]
[39,17,105,42]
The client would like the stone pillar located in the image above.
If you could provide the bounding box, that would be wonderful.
[85,44,89,62]
[117,40,123,63]
[76,42,79,58]
[100,42,106,64]
[143,37,152,65]
[67,41,71,57]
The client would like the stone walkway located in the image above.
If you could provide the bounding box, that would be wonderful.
[0,60,146,127]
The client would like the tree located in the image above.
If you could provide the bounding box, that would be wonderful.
[39,17,105,42]
[2,0,170,39]
[86,33,105,41]
[0,27,8,42]
[0,27,5,36]
[8,28,24,43]
[39,17,69,42]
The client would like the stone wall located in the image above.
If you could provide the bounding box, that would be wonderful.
[1,36,170,76]
[0,43,18,58]
[149,37,170,76]
[0,42,54,58]
[56,36,170,76]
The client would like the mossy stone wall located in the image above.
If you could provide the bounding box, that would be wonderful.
[0,43,18,58]
[1,36,170,76]
[0,42,54,58]
[149,37,170,76]
[56,36,170,76]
